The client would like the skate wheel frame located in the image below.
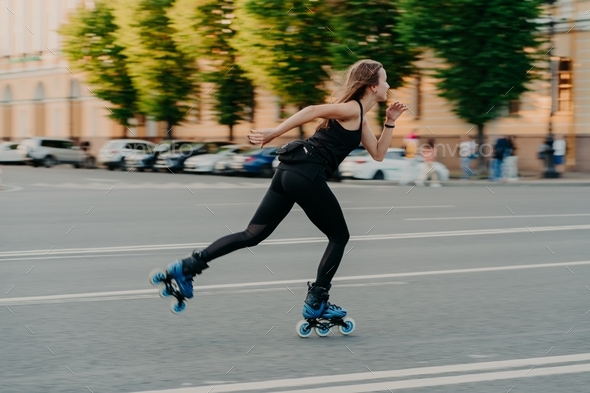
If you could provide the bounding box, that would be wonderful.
[296,317,355,337]
[149,268,188,314]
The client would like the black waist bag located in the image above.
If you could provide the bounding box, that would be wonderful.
[277,140,324,165]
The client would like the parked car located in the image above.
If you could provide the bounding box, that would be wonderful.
[17,137,86,168]
[124,139,195,172]
[184,145,252,173]
[97,139,156,170]
[338,148,449,181]
[154,141,230,172]
[213,148,258,175]
[238,147,279,177]
[0,142,24,164]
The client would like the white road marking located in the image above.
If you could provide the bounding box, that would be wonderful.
[406,213,590,221]
[32,182,271,190]
[0,184,23,192]
[194,204,455,211]
[3,260,590,306]
[0,282,408,306]
[127,354,590,393]
[0,253,156,263]
[2,224,590,260]
[312,205,455,211]
[271,364,590,393]
[32,181,405,191]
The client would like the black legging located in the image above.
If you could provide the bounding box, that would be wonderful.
[201,168,350,288]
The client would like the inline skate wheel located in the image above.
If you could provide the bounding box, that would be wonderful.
[296,320,313,338]
[149,269,167,286]
[315,321,332,337]
[170,299,186,314]
[159,286,172,298]
[338,317,355,335]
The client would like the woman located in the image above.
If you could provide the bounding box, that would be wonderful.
[166,59,408,320]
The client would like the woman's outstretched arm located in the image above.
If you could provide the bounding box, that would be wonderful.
[248,101,360,147]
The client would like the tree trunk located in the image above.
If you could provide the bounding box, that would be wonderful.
[477,124,486,176]
[165,120,173,140]
[229,124,234,142]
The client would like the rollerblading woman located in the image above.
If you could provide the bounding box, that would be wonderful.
[151,59,408,335]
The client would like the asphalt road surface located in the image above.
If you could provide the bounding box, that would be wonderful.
[1,165,590,393]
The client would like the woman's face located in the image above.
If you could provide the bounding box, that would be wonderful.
[374,68,390,102]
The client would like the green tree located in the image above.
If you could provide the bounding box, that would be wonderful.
[232,0,333,139]
[210,65,255,141]
[60,1,139,127]
[114,0,196,138]
[329,0,417,122]
[170,0,255,141]
[398,0,547,172]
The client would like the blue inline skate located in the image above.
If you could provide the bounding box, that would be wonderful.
[296,282,355,338]
[149,250,209,314]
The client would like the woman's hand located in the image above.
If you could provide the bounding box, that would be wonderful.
[248,128,279,147]
[385,102,408,123]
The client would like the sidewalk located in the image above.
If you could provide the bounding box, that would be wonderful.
[342,171,590,187]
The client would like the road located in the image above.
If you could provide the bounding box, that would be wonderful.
[1,165,590,393]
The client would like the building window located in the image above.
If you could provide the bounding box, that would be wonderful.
[557,58,572,112]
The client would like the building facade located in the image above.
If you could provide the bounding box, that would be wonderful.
[1,0,589,171]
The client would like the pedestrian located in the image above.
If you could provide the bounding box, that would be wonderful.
[490,135,507,181]
[553,134,567,173]
[502,135,518,181]
[164,59,408,320]
[459,135,478,179]
[540,135,555,174]
[537,139,548,171]
[399,130,419,185]
[416,139,441,187]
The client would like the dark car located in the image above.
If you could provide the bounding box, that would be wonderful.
[153,141,230,172]
[125,140,193,172]
[238,147,279,178]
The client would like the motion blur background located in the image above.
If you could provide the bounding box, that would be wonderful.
[1,0,589,174]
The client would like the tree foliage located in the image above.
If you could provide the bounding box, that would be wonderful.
[398,0,547,157]
[170,0,255,140]
[232,0,333,137]
[329,0,418,121]
[60,1,139,127]
[113,0,196,137]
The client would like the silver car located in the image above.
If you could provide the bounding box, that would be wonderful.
[17,137,86,168]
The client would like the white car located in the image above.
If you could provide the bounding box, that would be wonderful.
[97,139,156,170]
[184,145,250,173]
[0,142,24,163]
[338,148,449,181]
[16,137,86,168]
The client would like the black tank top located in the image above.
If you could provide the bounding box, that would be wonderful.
[307,100,363,174]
